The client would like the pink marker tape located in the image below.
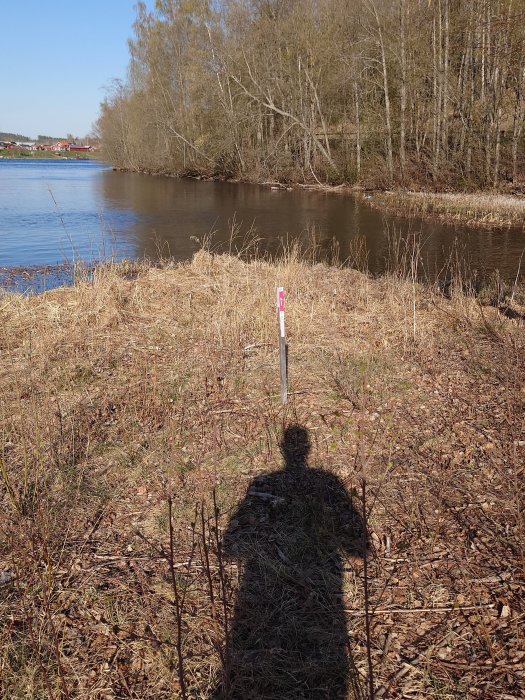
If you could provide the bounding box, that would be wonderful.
[277,287,285,337]
[278,288,285,312]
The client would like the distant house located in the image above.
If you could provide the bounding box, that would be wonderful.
[69,144,92,152]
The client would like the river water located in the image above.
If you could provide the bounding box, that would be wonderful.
[1,158,523,291]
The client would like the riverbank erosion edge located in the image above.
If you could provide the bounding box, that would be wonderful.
[1,251,524,698]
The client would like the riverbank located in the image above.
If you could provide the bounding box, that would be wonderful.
[0,148,99,160]
[264,182,525,231]
[363,189,525,229]
[0,262,82,294]
[1,252,524,698]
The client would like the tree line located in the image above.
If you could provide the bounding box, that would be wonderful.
[97,0,525,188]
[0,132,32,142]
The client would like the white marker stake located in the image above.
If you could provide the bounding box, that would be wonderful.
[277,287,288,405]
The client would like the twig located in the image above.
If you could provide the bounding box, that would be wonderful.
[362,479,375,700]
[380,631,392,672]
[167,496,188,700]
[213,489,231,696]
[200,500,216,620]
[247,489,285,504]
[373,644,438,699]
[345,603,495,615]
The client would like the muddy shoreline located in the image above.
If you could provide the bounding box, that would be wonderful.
[0,263,80,294]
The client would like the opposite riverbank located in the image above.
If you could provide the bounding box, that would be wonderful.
[1,251,524,698]
[0,149,99,160]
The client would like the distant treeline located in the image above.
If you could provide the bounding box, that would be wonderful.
[0,133,69,143]
[97,0,525,189]
[0,132,31,142]
[37,135,67,143]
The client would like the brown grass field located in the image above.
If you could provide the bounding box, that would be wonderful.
[1,250,525,699]
[369,191,525,229]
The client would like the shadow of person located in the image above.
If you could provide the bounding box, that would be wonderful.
[212,425,366,699]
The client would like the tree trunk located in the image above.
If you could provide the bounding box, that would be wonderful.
[441,0,449,160]
[512,65,525,183]
[370,1,394,182]
[399,0,407,177]
[354,81,361,179]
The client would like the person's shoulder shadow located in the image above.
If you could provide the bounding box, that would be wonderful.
[212,424,366,699]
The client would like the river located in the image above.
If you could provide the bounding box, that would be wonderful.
[1,158,523,292]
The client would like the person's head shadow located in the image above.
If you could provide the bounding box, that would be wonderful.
[212,424,366,699]
[280,423,311,470]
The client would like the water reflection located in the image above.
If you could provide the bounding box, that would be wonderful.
[98,172,356,262]
[99,170,525,282]
[1,160,524,292]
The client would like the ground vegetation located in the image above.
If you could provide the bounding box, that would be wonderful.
[1,247,524,698]
[368,190,525,228]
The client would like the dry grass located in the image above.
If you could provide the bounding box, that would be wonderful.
[1,250,525,698]
[371,190,525,228]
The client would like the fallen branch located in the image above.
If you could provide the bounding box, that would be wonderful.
[345,603,495,616]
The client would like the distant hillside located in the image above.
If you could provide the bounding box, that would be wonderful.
[0,132,72,143]
[0,131,31,142]
[36,135,67,143]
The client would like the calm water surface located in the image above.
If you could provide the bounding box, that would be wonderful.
[1,158,524,290]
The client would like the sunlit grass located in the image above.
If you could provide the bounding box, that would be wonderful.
[372,190,525,228]
[1,247,524,698]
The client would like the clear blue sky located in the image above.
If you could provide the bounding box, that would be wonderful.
[0,1,150,140]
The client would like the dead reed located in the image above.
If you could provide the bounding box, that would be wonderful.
[371,190,525,229]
